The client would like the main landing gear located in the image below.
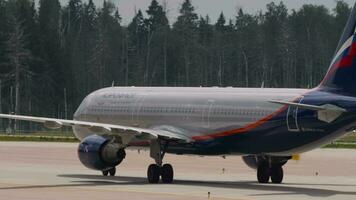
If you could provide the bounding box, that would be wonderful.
[102,167,116,176]
[257,164,283,184]
[147,139,174,183]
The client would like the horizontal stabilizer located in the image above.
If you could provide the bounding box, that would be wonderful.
[269,100,347,123]
[269,100,346,112]
[269,100,327,111]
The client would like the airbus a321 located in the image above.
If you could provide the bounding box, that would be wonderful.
[2,2,356,184]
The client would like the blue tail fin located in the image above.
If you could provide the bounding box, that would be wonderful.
[320,3,356,95]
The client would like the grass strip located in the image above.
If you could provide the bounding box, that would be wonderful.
[0,134,79,143]
[323,143,356,149]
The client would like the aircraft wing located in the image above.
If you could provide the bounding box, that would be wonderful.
[0,114,193,143]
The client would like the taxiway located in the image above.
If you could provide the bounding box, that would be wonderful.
[0,142,356,200]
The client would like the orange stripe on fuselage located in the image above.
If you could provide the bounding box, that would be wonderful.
[192,105,288,141]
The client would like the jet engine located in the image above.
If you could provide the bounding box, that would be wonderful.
[78,135,126,171]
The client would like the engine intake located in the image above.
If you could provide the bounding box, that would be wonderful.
[78,135,125,171]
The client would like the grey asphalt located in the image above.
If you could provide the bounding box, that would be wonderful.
[0,142,355,200]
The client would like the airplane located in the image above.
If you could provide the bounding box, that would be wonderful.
[1,2,356,185]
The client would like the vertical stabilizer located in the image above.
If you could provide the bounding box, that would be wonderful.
[320,2,356,96]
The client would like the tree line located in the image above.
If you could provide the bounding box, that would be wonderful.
[0,0,352,131]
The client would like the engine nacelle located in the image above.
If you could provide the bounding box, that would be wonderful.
[242,155,259,169]
[242,155,291,169]
[78,135,126,171]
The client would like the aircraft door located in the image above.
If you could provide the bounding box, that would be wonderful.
[286,97,303,132]
[202,100,215,128]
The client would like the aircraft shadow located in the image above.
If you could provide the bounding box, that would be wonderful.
[0,174,355,198]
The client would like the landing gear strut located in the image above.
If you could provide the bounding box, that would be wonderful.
[257,164,283,184]
[147,139,174,183]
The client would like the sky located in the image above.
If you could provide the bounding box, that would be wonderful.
[57,0,355,25]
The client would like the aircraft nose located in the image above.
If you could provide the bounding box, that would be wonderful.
[74,95,91,120]
[73,105,83,120]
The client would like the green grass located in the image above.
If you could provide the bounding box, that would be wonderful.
[0,131,74,136]
[0,130,78,142]
[335,132,356,143]
[26,132,74,137]
[322,132,356,149]
[324,143,356,149]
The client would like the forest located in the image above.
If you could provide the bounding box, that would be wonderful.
[0,0,352,131]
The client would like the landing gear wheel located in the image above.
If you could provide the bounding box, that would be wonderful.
[270,165,283,184]
[161,164,174,183]
[147,164,160,183]
[257,164,270,183]
[109,167,116,176]
[102,170,109,176]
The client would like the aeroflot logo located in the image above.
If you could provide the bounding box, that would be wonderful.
[102,93,136,99]
[84,146,89,153]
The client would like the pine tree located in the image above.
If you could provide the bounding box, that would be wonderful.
[81,0,98,93]
[0,0,10,74]
[173,0,199,85]
[128,10,146,85]
[214,12,228,86]
[198,15,213,85]
[143,0,169,85]
[4,16,32,131]
[38,0,67,118]
[333,1,351,50]
[91,0,123,88]
[146,0,168,31]
[263,2,288,87]
[215,12,226,32]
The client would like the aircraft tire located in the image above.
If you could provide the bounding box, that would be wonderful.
[147,164,160,183]
[161,164,174,183]
[109,167,116,176]
[102,170,109,176]
[257,164,270,183]
[270,165,283,184]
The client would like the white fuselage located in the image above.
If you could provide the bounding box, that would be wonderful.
[73,87,307,141]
